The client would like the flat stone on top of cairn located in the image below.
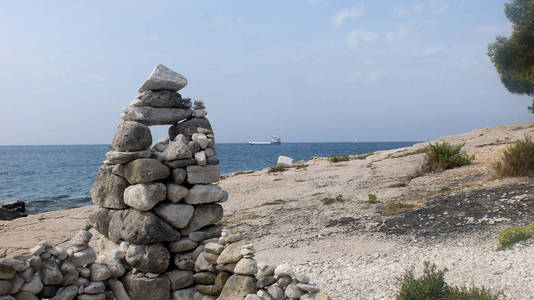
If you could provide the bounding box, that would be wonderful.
[138,64,187,93]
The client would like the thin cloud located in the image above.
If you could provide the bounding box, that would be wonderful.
[430,2,448,15]
[346,29,379,49]
[386,25,412,43]
[332,5,364,27]
[348,70,386,83]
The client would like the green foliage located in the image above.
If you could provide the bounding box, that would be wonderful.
[355,152,373,160]
[494,135,534,177]
[295,163,309,169]
[397,261,502,300]
[488,0,534,111]
[421,142,474,172]
[497,222,534,250]
[268,165,288,173]
[328,155,350,163]
[388,182,408,188]
[439,186,451,192]
[322,195,344,205]
[367,193,377,203]
[83,224,93,231]
[385,201,417,214]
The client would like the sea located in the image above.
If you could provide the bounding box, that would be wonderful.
[0,142,417,214]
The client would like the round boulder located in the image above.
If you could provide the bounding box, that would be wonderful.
[112,121,152,152]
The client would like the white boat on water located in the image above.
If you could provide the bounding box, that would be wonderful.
[248,136,281,145]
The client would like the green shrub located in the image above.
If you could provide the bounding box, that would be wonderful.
[83,224,93,231]
[439,186,451,192]
[397,261,502,300]
[355,152,373,160]
[388,182,408,188]
[329,155,350,163]
[367,193,377,203]
[295,163,309,169]
[421,142,474,172]
[497,222,534,250]
[268,165,288,173]
[385,201,417,214]
[494,135,534,178]
[322,195,344,205]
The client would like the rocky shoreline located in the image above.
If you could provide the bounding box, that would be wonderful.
[1,121,533,299]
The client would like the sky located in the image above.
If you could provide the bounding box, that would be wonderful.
[0,0,531,144]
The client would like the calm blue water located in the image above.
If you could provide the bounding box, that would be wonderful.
[0,142,416,214]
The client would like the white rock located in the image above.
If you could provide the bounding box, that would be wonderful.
[195,151,207,166]
[138,64,187,93]
[274,263,294,277]
[276,156,293,167]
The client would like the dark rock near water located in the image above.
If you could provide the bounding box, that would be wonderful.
[168,117,213,140]
[119,210,181,244]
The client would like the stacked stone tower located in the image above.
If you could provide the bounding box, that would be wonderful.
[89,64,228,299]
[0,65,326,300]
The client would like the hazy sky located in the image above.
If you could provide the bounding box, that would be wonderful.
[0,0,531,144]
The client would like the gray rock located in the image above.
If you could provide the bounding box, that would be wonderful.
[121,107,192,126]
[174,253,194,271]
[79,268,90,278]
[194,284,218,296]
[188,231,208,242]
[187,141,201,154]
[120,210,181,244]
[76,294,105,300]
[29,245,46,257]
[89,208,113,238]
[108,279,130,300]
[71,230,92,247]
[20,274,43,294]
[14,292,38,300]
[153,203,194,229]
[191,133,209,149]
[257,290,273,300]
[300,293,317,300]
[84,281,105,294]
[192,109,207,118]
[204,148,216,158]
[186,166,220,184]
[20,267,34,283]
[0,280,12,296]
[138,64,187,93]
[171,169,187,185]
[180,204,223,235]
[108,210,125,242]
[0,259,24,273]
[9,275,23,294]
[171,287,195,300]
[112,121,152,152]
[151,138,170,152]
[285,283,304,299]
[122,271,170,300]
[0,262,16,280]
[194,151,207,166]
[106,258,126,278]
[234,258,257,276]
[124,183,166,211]
[256,276,276,289]
[90,165,129,209]
[256,264,275,280]
[71,248,96,267]
[28,257,41,275]
[194,253,214,272]
[192,272,216,285]
[0,295,15,300]
[274,263,293,277]
[276,276,291,289]
[90,264,111,282]
[169,118,213,140]
[296,283,320,293]
[125,243,169,273]
[245,295,261,300]
[59,261,78,285]
[207,157,220,166]
[168,239,197,253]
[295,272,310,283]
[204,243,223,255]
[50,285,78,300]
[39,258,63,285]
[106,150,152,164]
[166,184,189,203]
[166,270,193,290]
[164,158,197,169]
[124,158,170,184]
[216,241,244,265]
[161,141,192,161]
[183,184,225,205]
[266,285,284,300]
[217,275,256,300]
[173,134,188,144]
[131,90,187,108]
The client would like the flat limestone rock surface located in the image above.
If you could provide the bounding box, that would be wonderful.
[2,122,534,299]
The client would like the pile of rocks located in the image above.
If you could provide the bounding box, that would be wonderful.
[0,65,327,300]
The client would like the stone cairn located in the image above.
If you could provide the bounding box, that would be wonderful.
[0,65,327,300]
